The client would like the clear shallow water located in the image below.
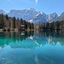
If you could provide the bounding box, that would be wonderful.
[0,31,64,64]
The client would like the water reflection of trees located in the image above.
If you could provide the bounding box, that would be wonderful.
[0,30,64,47]
[39,30,64,45]
[0,31,34,47]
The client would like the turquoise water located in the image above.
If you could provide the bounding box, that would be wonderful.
[0,31,64,64]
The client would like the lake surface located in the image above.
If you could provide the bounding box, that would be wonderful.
[0,31,64,64]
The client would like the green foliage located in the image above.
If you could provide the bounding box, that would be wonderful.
[0,14,34,31]
[5,14,9,20]
[0,14,4,28]
[42,20,64,30]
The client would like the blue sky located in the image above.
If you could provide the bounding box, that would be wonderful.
[0,0,64,14]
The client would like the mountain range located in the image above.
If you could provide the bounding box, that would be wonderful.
[0,8,64,24]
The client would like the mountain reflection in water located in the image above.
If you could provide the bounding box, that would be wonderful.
[0,30,64,64]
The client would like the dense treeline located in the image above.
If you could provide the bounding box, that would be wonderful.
[38,21,64,31]
[0,14,34,31]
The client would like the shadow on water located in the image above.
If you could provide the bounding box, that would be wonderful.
[0,30,64,64]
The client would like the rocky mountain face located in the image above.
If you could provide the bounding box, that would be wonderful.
[0,10,5,14]
[33,12,48,24]
[0,9,64,24]
[8,8,38,21]
[48,13,58,22]
[56,12,64,21]
[8,9,59,24]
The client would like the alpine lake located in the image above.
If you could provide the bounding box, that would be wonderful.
[0,30,64,64]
